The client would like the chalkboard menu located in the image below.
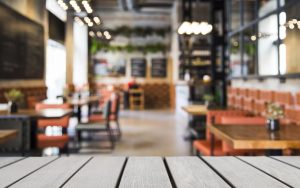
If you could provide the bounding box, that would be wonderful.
[151,58,167,78]
[0,2,45,79]
[131,58,146,77]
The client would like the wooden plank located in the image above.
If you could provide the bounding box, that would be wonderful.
[119,157,172,188]
[10,156,91,188]
[0,157,56,187]
[0,157,24,168]
[203,157,287,188]
[239,156,300,187]
[166,157,230,188]
[63,157,126,188]
[0,130,18,144]
[272,156,300,168]
[182,105,207,115]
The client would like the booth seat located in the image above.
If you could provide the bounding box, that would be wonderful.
[193,109,247,156]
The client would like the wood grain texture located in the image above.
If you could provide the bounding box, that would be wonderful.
[239,156,300,187]
[208,124,300,149]
[119,157,172,188]
[0,130,18,144]
[0,157,57,187]
[166,157,230,188]
[0,109,72,119]
[0,157,24,168]
[203,157,287,188]
[182,105,207,115]
[272,156,300,168]
[11,157,91,188]
[63,157,126,188]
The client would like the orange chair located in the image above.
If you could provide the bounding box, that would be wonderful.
[35,103,71,152]
[253,90,275,116]
[244,89,260,113]
[274,91,293,108]
[296,92,300,107]
[193,110,247,156]
[89,93,121,139]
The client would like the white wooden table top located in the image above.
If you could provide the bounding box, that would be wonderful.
[0,156,299,187]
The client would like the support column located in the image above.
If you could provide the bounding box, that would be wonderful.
[66,11,74,85]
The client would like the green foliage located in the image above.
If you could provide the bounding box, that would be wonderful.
[4,89,23,102]
[266,103,284,119]
[203,94,214,102]
[90,39,167,54]
[110,26,170,37]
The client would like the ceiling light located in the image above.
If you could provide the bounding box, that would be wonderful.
[250,35,257,41]
[96,31,102,37]
[88,22,93,27]
[89,31,95,37]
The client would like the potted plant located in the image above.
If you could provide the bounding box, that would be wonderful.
[266,103,284,131]
[203,94,215,108]
[4,89,23,113]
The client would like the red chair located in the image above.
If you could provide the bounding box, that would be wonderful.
[89,92,121,139]
[193,110,247,156]
[35,103,71,152]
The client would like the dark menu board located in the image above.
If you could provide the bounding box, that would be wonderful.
[0,2,45,79]
[151,58,167,78]
[131,58,146,77]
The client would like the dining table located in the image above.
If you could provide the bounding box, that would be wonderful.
[182,104,208,116]
[0,109,73,151]
[0,156,299,187]
[208,123,300,156]
[43,95,100,122]
[0,130,18,144]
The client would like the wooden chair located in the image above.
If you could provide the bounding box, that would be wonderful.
[76,100,115,150]
[89,93,121,139]
[35,103,71,154]
[129,89,144,110]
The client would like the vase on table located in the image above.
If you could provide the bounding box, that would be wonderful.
[266,118,280,131]
[8,101,18,113]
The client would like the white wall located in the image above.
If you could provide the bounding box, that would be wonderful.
[73,22,88,86]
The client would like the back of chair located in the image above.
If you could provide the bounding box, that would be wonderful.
[35,103,70,111]
[35,103,71,128]
[220,116,266,125]
[111,93,120,120]
[103,100,112,126]
[206,110,247,140]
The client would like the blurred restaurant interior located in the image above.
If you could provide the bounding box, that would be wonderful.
[0,0,300,158]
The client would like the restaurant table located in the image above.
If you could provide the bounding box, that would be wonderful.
[0,156,300,187]
[208,124,300,156]
[44,95,100,122]
[0,130,17,144]
[0,109,72,150]
[182,105,208,153]
[182,105,208,116]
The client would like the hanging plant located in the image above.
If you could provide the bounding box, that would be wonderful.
[90,39,167,54]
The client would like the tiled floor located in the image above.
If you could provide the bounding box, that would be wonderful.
[74,110,190,156]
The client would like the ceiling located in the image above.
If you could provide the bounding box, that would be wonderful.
[91,0,175,13]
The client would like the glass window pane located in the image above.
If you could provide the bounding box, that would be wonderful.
[244,0,257,26]
[279,3,300,74]
[243,25,258,75]
[258,0,277,17]
[258,15,279,75]
[230,34,242,77]
[231,0,241,31]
